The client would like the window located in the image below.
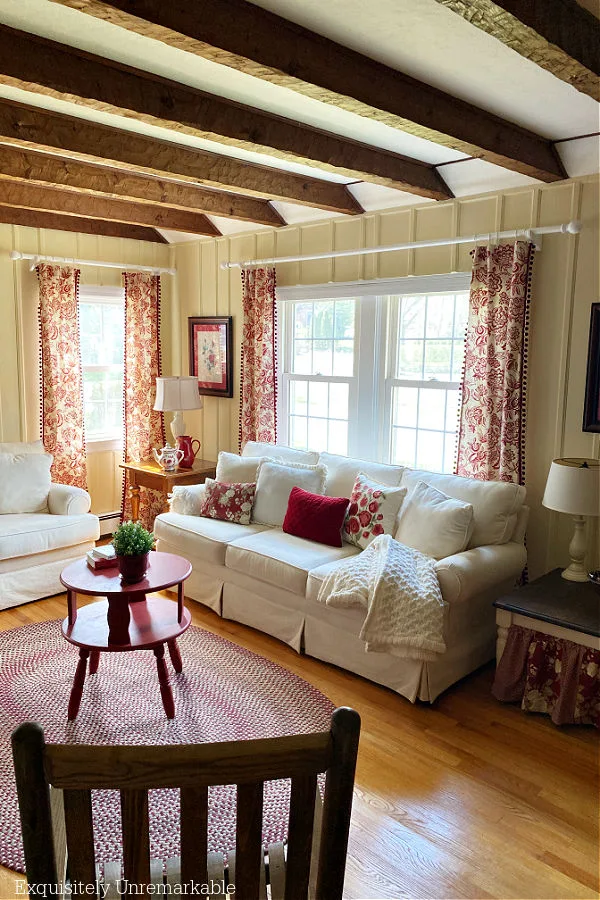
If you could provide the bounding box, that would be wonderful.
[79,286,124,444]
[278,275,470,474]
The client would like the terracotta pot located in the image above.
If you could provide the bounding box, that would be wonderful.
[118,552,149,584]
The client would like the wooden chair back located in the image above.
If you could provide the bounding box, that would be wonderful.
[12,707,360,900]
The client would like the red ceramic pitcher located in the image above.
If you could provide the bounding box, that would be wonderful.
[176,435,201,468]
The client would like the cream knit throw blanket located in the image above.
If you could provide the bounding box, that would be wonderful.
[317,534,446,661]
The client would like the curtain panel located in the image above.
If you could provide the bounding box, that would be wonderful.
[493,625,600,728]
[239,267,277,450]
[121,272,165,530]
[37,263,87,489]
[456,241,535,484]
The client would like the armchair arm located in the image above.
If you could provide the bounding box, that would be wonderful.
[435,542,527,605]
[47,483,91,516]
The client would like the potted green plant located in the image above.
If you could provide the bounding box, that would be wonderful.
[112,521,155,584]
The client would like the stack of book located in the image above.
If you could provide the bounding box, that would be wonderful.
[86,544,118,571]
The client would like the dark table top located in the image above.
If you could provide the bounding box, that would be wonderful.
[494,569,600,638]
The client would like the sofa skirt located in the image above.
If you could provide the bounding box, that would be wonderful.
[0,541,96,611]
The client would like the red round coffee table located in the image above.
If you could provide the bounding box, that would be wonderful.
[60,551,192,720]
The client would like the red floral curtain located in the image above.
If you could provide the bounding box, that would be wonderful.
[493,625,599,727]
[121,272,165,530]
[239,267,277,450]
[456,241,535,483]
[37,264,87,489]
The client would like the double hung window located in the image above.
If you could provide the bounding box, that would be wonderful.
[278,275,470,474]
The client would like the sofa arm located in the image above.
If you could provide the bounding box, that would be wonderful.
[435,542,527,605]
[170,483,207,515]
[48,483,91,516]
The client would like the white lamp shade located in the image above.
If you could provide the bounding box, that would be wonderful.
[153,377,203,412]
[542,458,600,517]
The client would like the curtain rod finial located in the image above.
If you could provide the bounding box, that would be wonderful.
[566,220,582,234]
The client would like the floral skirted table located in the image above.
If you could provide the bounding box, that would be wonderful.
[493,569,600,727]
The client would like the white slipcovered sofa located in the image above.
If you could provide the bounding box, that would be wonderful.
[154,442,528,703]
[0,441,100,610]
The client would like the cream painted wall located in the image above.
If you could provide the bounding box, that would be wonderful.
[173,175,600,581]
[0,224,172,515]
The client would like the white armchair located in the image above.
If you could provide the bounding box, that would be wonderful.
[0,442,100,610]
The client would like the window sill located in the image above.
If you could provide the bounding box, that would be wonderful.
[87,438,123,454]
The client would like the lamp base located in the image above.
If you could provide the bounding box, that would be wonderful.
[170,410,185,441]
[561,515,589,583]
[561,564,589,582]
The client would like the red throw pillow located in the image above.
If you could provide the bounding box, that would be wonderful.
[283,486,349,547]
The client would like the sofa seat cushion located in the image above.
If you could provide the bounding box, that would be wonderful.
[154,513,269,567]
[0,513,99,562]
[401,468,525,548]
[226,529,360,596]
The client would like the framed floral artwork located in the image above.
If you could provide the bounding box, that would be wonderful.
[583,302,600,432]
[188,316,233,398]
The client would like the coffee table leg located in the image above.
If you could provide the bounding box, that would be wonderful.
[89,651,100,675]
[68,649,89,720]
[154,644,175,719]
[167,639,183,673]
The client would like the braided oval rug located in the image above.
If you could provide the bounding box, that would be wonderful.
[0,619,334,874]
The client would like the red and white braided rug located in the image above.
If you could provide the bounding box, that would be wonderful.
[0,619,334,874]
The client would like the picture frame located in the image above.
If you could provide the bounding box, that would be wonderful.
[582,302,600,433]
[188,316,233,398]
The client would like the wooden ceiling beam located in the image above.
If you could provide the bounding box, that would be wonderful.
[0,145,285,227]
[432,0,599,101]
[0,26,451,200]
[0,205,167,242]
[45,0,566,181]
[0,182,221,235]
[0,100,364,216]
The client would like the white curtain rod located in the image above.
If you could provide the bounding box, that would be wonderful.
[221,220,582,269]
[9,251,176,275]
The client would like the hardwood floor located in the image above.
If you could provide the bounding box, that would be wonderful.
[0,592,598,900]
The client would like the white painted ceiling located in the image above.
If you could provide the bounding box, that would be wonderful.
[0,0,597,241]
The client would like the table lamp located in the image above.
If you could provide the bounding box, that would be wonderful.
[542,458,600,582]
[154,377,203,468]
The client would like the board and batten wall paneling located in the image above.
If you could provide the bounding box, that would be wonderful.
[0,224,171,516]
[173,175,600,579]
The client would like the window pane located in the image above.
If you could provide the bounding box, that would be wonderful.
[308,417,328,450]
[333,340,354,376]
[416,430,444,472]
[399,297,425,340]
[328,420,348,455]
[451,339,466,381]
[313,301,334,339]
[80,300,124,438]
[289,416,308,449]
[418,389,446,430]
[397,340,423,378]
[393,386,418,429]
[312,340,333,375]
[334,299,355,339]
[445,389,460,432]
[308,381,328,417]
[293,340,312,374]
[426,295,454,338]
[391,427,416,467]
[329,382,349,417]
[290,380,308,416]
[454,293,469,337]
[444,433,457,474]
[423,340,452,380]
[103,305,125,365]
[294,303,313,339]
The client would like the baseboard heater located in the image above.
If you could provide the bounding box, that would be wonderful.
[99,512,121,537]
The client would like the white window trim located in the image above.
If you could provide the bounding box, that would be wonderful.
[79,285,125,448]
[276,273,471,302]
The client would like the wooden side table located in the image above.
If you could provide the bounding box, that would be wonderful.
[494,569,600,661]
[120,457,216,521]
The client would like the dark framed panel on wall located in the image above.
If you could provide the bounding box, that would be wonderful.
[582,302,600,432]
[188,316,233,398]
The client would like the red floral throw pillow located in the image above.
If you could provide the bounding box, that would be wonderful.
[343,473,407,549]
[198,478,256,525]
[283,486,349,547]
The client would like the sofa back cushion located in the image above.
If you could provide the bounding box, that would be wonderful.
[252,461,326,526]
[319,452,404,499]
[242,441,319,466]
[401,468,526,548]
[0,452,53,514]
[395,481,474,559]
[216,451,273,484]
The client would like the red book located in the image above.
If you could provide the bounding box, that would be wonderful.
[86,551,118,571]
